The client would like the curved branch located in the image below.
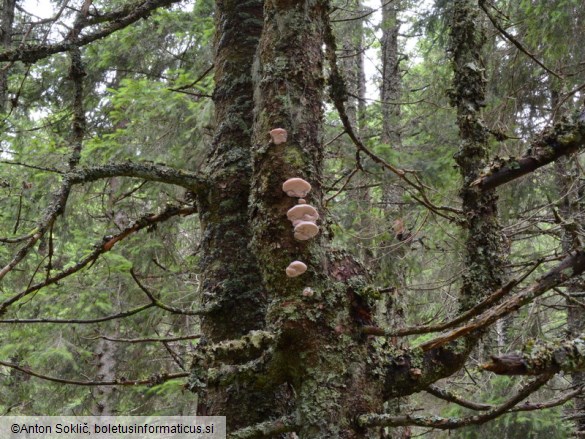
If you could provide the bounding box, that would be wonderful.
[0,205,196,315]
[426,385,492,411]
[68,162,206,192]
[0,303,156,324]
[322,10,461,222]
[479,0,563,80]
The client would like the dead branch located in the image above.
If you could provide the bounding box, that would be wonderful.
[362,259,540,337]
[472,118,585,190]
[92,333,202,343]
[0,205,196,315]
[0,360,188,386]
[419,250,585,351]
[484,337,585,375]
[360,374,552,429]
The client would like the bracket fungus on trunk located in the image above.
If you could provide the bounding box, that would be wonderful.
[269,128,288,145]
[294,221,319,241]
[287,204,319,226]
[282,178,311,198]
[286,260,307,277]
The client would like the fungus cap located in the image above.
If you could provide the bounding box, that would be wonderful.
[287,204,319,226]
[269,128,288,145]
[294,221,319,240]
[286,260,307,277]
[282,178,311,198]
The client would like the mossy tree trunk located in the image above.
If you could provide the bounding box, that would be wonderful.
[195,0,276,429]
[450,0,505,310]
[552,111,585,436]
[249,1,385,437]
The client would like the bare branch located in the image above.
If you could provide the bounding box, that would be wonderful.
[426,385,492,411]
[0,205,196,315]
[479,0,563,80]
[0,360,188,386]
[484,337,585,375]
[322,11,462,223]
[0,303,156,324]
[419,250,585,351]
[363,259,541,337]
[92,333,202,343]
[360,374,552,429]
[130,269,206,316]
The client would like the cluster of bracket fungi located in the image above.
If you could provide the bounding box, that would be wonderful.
[269,128,320,278]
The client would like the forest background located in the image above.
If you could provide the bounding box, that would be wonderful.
[0,0,585,438]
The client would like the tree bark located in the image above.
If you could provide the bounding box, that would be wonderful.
[450,0,505,311]
[249,1,384,436]
[380,0,401,146]
[0,0,16,111]
[337,0,365,131]
[194,0,276,430]
[551,89,585,437]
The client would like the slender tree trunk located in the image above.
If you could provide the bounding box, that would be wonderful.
[551,88,585,436]
[0,0,16,111]
[380,0,401,146]
[92,336,118,415]
[337,0,364,130]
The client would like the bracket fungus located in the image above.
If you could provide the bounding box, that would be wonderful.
[287,204,319,226]
[269,128,288,145]
[294,221,319,241]
[282,178,311,198]
[286,260,307,277]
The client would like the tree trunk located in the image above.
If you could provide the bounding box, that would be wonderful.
[380,0,401,146]
[450,0,505,311]
[551,91,585,437]
[0,0,16,111]
[195,0,276,430]
[249,1,384,436]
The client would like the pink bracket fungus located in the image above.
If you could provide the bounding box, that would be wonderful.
[269,128,288,145]
[287,204,319,226]
[298,199,307,204]
[294,221,319,241]
[282,178,311,198]
[286,260,307,277]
